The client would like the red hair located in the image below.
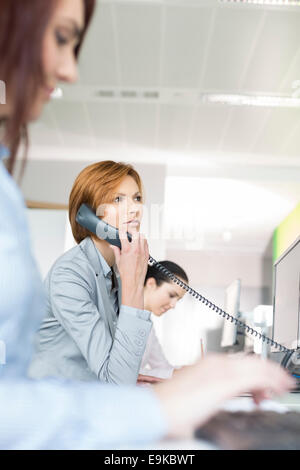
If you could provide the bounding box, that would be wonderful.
[0,0,96,174]
[69,161,144,244]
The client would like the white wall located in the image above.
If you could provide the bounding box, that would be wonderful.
[27,209,69,279]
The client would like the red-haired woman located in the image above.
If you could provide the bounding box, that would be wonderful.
[29,161,153,385]
[0,0,294,450]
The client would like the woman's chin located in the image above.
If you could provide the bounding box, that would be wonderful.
[153,310,163,317]
[28,106,44,122]
[28,95,49,122]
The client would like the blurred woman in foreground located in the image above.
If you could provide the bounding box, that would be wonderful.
[0,0,294,449]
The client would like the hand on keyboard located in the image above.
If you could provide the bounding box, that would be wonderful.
[154,354,296,440]
[195,409,300,450]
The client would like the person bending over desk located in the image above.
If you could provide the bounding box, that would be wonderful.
[138,261,188,384]
[29,160,154,385]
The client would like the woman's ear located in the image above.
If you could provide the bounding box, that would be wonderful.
[145,277,157,291]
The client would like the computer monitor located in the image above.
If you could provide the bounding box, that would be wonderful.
[271,236,300,352]
[221,279,241,348]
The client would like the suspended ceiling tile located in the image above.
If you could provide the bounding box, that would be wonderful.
[114,4,162,86]
[157,104,195,151]
[188,104,230,152]
[253,108,300,155]
[242,10,300,94]
[162,6,212,88]
[87,101,124,146]
[50,101,94,147]
[122,102,157,148]
[282,120,300,158]
[221,106,271,153]
[203,8,264,92]
[78,4,119,86]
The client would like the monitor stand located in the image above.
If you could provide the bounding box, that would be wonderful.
[281,350,300,393]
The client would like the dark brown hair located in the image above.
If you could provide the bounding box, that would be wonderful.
[0,0,96,175]
[145,261,189,287]
[69,161,144,244]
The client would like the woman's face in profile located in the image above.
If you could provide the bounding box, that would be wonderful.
[29,0,85,121]
[145,278,186,317]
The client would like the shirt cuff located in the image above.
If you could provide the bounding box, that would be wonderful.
[140,367,174,380]
[120,305,152,321]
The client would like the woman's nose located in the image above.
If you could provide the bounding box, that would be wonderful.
[57,53,78,84]
[128,201,139,217]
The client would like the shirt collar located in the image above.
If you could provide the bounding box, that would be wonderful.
[0,144,10,161]
[96,248,115,279]
[87,237,119,281]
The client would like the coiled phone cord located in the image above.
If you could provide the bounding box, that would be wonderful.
[75,204,294,356]
[148,256,292,355]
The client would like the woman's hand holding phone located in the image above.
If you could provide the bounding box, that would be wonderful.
[110,226,149,310]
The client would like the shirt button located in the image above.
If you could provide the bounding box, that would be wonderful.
[135,339,144,347]
[139,330,146,337]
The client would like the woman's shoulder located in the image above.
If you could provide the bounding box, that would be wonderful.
[46,238,96,282]
[0,161,28,226]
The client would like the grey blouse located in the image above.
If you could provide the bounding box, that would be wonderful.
[28,237,152,385]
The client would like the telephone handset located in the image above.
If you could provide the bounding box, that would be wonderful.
[76,203,132,249]
[76,203,291,355]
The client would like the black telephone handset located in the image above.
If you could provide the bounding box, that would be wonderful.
[76,203,132,249]
[76,203,292,355]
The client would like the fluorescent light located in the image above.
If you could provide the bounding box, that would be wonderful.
[201,93,300,108]
[219,0,300,5]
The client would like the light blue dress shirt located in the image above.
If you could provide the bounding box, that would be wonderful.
[0,146,167,449]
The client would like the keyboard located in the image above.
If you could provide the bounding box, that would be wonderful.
[195,409,300,450]
[291,376,300,392]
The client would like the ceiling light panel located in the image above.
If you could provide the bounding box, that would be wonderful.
[201,93,300,108]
